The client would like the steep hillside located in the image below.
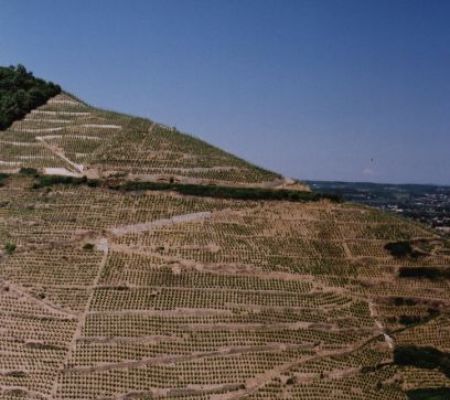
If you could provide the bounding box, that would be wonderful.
[0,92,308,190]
[0,85,449,400]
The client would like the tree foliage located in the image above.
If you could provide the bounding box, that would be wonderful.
[384,241,421,258]
[0,64,61,130]
[4,242,16,255]
[406,387,450,400]
[0,173,9,187]
[399,266,450,280]
[394,346,450,378]
[33,174,342,203]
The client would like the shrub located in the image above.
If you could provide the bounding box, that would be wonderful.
[0,173,9,187]
[19,167,39,177]
[4,242,16,255]
[385,241,422,258]
[33,174,342,203]
[114,180,341,203]
[398,315,422,325]
[399,267,450,280]
[392,297,418,306]
[4,371,27,378]
[33,175,99,188]
[398,308,439,326]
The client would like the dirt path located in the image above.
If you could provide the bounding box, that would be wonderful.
[47,98,83,107]
[0,140,41,147]
[80,124,122,129]
[291,366,361,386]
[0,160,20,166]
[103,242,368,305]
[176,320,359,333]
[332,205,395,351]
[115,383,245,400]
[88,308,234,319]
[134,121,156,151]
[109,212,211,236]
[368,300,394,349]
[134,166,241,173]
[0,279,77,319]
[229,332,383,399]
[31,110,90,117]
[66,342,300,374]
[36,134,103,141]
[0,385,50,400]
[25,118,70,123]
[50,241,109,399]
[43,167,81,177]
[21,127,65,133]
[78,334,182,346]
[36,136,84,173]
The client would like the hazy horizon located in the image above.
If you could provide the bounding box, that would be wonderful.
[2,0,449,185]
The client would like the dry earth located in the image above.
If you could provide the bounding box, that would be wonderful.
[0,94,449,399]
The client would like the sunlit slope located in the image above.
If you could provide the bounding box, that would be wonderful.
[0,173,449,399]
[0,93,308,189]
[1,83,449,399]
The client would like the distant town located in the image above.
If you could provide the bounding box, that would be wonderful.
[308,181,450,237]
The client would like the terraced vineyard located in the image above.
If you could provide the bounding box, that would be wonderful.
[0,91,449,399]
[0,93,305,189]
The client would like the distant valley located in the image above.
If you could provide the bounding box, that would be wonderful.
[309,181,450,236]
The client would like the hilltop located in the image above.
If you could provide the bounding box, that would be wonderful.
[0,80,308,191]
[0,70,449,400]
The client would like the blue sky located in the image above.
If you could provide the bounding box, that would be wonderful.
[1,0,449,184]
